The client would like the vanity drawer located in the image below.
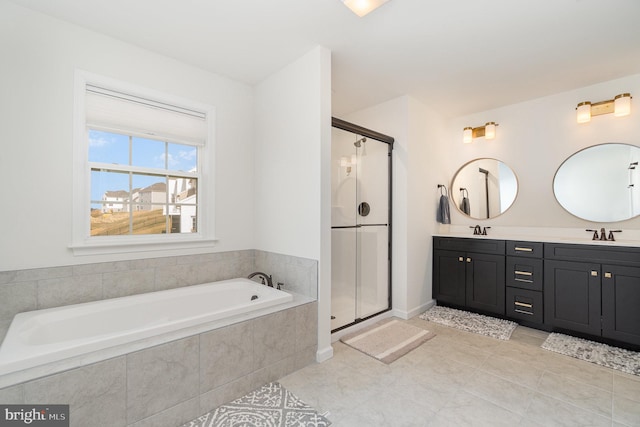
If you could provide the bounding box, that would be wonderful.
[434,237,505,255]
[506,256,543,291]
[506,287,543,324]
[506,241,543,258]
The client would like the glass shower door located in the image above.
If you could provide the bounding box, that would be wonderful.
[331,127,390,331]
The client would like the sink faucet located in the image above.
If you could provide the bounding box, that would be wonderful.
[248,272,273,287]
[470,225,482,235]
[586,228,622,241]
[599,228,607,241]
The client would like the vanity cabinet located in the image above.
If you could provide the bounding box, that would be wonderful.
[433,237,640,348]
[544,243,640,346]
[433,237,505,316]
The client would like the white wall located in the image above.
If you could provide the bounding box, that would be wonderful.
[253,47,329,259]
[253,46,332,361]
[443,73,640,231]
[0,1,255,271]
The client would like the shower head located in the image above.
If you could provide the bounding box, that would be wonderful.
[354,137,367,147]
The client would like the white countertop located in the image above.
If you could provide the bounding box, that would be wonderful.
[434,225,640,248]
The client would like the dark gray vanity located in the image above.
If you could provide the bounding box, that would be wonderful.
[433,236,640,349]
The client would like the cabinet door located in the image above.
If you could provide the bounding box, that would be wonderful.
[602,264,640,345]
[544,260,601,336]
[433,250,465,307]
[465,252,506,315]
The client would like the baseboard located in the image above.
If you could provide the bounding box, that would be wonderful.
[316,345,334,363]
[393,299,436,320]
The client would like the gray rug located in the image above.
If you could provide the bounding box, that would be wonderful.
[182,382,331,427]
[542,333,640,376]
[420,305,517,340]
[340,318,436,364]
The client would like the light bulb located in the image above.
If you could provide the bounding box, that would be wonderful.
[463,127,473,144]
[576,102,591,123]
[614,93,631,117]
[484,122,496,140]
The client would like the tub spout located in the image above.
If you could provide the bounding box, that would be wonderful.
[248,272,273,287]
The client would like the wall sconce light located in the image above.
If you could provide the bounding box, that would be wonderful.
[463,122,498,144]
[576,93,632,123]
[342,0,390,17]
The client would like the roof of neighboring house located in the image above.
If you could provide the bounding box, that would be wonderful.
[140,182,166,193]
[104,190,129,198]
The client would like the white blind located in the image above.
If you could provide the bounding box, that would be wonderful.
[85,85,207,146]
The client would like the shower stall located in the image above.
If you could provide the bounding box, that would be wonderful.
[331,118,393,332]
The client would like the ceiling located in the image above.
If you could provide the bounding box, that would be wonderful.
[9,0,640,117]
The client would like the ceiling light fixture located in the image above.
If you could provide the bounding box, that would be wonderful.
[342,0,390,17]
[576,93,632,123]
[463,122,498,144]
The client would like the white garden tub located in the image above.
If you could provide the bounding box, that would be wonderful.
[0,278,292,375]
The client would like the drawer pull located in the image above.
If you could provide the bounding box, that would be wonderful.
[515,309,534,315]
[458,257,464,262]
[466,257,472,263]
[514,302,533,308]
[515,278,534,283]
[604,272,612,278]
[514,271,533,276]
[591,271,598,277]
[514,247,533,252]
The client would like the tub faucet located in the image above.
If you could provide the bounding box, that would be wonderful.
[248,272,273,287]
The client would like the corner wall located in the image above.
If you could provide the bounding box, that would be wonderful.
[253,46,332,361]
[0,1,254,271]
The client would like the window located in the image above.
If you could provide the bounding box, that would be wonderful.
[72,71,216,254]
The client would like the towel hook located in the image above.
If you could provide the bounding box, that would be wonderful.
[459,187,468,198]
[438,184,448,196]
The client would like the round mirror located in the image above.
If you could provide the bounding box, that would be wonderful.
[553,143,640,222]
[451,158,518,219]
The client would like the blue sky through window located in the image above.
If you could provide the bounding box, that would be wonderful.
[89,130,197,207]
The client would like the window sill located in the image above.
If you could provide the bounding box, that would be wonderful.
[70,235,219,256]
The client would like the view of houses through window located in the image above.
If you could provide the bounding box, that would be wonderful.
[89,129,198,236]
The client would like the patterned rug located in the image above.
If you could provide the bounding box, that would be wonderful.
[340,318,435,364]
[420,305,517,340]
[182,382,331,427]
[542,333,640,376]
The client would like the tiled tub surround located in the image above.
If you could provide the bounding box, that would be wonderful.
[0,249,318,426]
[0,301,318,427]
[0,249,318,343]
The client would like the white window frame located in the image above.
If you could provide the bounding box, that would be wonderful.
[71,70,217,255]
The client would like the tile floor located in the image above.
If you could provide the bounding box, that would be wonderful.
[279,316,640,427]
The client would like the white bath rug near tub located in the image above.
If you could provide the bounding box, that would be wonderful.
[541,333,640,376]
[420,305,517,340]
[181,382,331,427]
[340,318,436,364]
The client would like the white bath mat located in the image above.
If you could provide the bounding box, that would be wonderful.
[340,318,435,364]
[420,305,517,340]
[542,333,640,376]
[181,382,331,427]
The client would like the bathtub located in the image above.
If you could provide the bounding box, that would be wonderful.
[0,278,293,376]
